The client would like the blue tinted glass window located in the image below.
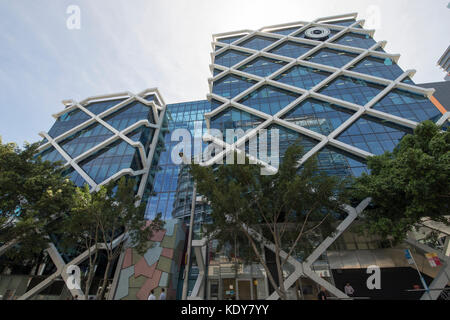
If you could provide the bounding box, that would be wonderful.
[333,32,377,49]
[372,89,441,122]
[239,35,277,51]
[79,139,142,184]
[144,100,212,220]
[281,98,354,135]
[59,123,114,158]
[104,101,155,131]
[218,35,245,44]
[238,56,286,77]
[337,115,413,155]
[316,146,369,177]
[269,41,314,59]
[210,107,265,136]
[214,49,251,68]
[212,74,257,99]
[319,76,385,105]
[305,48,358,68]
[349,56,404,80]
[245,124,317,160]
[275,65,331,90]
[84,98,126,115]
[210,99,223,111]
[127,126,155,154]
[48,108,91,138]
[239,85,299,115]
[38,146,66,163]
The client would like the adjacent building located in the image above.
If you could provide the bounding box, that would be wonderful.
[438,45,450,81]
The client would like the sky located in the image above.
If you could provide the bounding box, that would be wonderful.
[0,0,449,145]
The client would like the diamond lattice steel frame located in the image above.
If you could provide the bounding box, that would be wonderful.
[0,88,167,300]
[192,12,449,300]
[203,12,448,170]
[38,88,167,196]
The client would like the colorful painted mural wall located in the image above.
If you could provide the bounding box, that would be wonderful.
[114,219,186,300]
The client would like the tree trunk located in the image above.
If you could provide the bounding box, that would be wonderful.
[273,229,286,300]
[241,226,285,300]
[97,257,112,300]
[84,261,96,300]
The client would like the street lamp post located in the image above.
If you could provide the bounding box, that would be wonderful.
[181,152,196,300]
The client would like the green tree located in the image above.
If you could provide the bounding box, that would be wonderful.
[0,138,75,265]
[189,143,349,299]
[354,121,450,243]
[63,177,164,300]
[61,184,104,300]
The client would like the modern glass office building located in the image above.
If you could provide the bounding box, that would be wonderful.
[1,13,448,301]
[191,12,448,300]
[206,16,444,180]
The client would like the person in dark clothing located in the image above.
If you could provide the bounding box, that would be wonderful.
[317,287,327,300]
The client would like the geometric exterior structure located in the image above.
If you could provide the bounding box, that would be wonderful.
[113,219,186,300]
[205,12,447,174]
[37,88,167,200]
[188,12,449,300]
[2,13,449,301]
[0,88,168,300]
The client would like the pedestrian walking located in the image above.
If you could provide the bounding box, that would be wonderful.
[159,288,166,300]
[148,290,156,300]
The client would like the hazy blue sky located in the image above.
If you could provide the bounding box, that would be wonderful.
[0,0,449,144]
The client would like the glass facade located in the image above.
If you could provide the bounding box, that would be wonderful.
[319,76,385,105]
[210,107,265,136]
[212,74,257,99]
[143,100,211,221]
[275,65,332,90]
[238,85,300,115]
[348,56,404,80]
[23,15,448,301]
[337,115,413,155]
[38,93,162,197]
[79,139,143,184]
[306,48,359,68]
[48,108,91,138]
[214,49,251,68]
[208,18,444,182]
[270,41,315,59]
[59,122,114,158]
[372,89,441,122]
[239,56,287,77]
[281,98,354,135]
[333,32,377,49]
[85,98,127,115]
[104,101,155,131]
[238,35,277,51]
